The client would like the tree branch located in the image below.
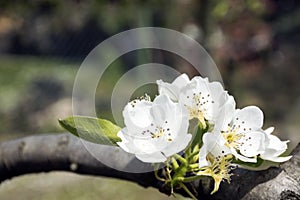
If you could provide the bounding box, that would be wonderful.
[0,134,299,200]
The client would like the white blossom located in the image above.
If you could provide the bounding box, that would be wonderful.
[181,77,232,128]
[117,94,192,163]
[215,104,267,163]
[260,127,292,162]
[158,74,230,128]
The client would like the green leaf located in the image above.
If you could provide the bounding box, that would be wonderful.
[59,116,122,146]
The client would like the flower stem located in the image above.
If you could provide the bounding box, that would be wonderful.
[179,182,197,200]
[189,148,200,157]
[165,166,174,194]
[191,144,200,160]
[185,145,192,159]
[154,169,166,182]
[173,154,188,165]
[171,157,179,170]
[182,175,202,182]
[188,163,199,170]
[165,164,173,181]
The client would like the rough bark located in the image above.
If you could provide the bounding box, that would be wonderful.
[0,134,299,200]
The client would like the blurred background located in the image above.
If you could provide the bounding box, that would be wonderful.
[0,0,299,199]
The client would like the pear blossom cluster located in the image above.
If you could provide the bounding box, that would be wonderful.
[117,73,291,195]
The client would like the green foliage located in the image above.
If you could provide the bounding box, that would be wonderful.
[59,116,121,146]
[212,0,265,20]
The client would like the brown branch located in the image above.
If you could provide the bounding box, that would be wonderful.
[0,134,299,200]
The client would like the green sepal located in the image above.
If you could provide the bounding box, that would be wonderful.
[59,116,121,146]
[172,166,187,186]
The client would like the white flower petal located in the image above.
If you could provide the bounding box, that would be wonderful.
[214,95,236,131]
[168,107,189,137]
[123,100,152,132]
[151,94,189,138]
[199,133,213,167]
[260,148,290,162]
[150,94,173,125]
[211,142,231,158]
[179,81,200,107]
[190,77,211,95]
[133,138,165,154]
[117,128,143,153]
[260,133,291,162]
[156,73,190,101]
[136,151,167,163]
[199,155,210,168]
[261,155,292,163]
[157,80,179,101]
[203,132,228,151]
[202,132,216,147]
[163,134,192,157]
[264,127,275,135]
[208,82,227,105]
[233,106,264,133]
[199,132,230,167]
[231,147,257,163]
[265,134,288,153]
[239,131,265,157]
[150,104,166,125]
[172,73,190,89]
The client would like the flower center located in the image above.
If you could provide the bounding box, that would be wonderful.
[151,127,165,139]
[186,105,206,129]
[222,126,243,148]
[184,92,213,129]
[142,121,173,142]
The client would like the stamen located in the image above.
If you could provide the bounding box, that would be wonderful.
[198,154,233,194]
[222,126,243,148]
[148,125,173,142]
[184,92,211,128]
